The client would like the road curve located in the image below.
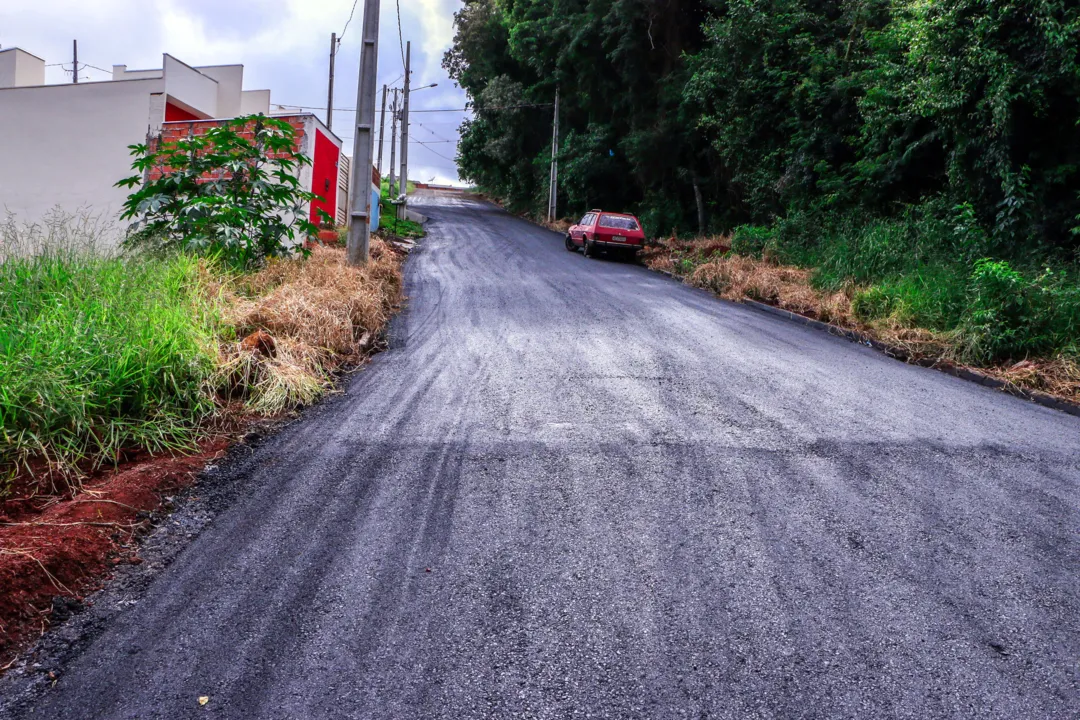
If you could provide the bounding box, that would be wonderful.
[8,192,1080,719]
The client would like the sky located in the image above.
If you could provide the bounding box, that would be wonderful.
[0,0,468,185]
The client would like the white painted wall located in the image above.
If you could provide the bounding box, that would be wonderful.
[241,89,271,115]
[0,77,164,226]
[196,64,243,118]
[0,48,45,89]
[112,65,162,81]
[162,55,217,118]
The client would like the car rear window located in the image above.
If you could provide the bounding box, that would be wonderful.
[598,214,639,230]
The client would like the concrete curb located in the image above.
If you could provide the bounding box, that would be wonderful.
[652,269,1080,419]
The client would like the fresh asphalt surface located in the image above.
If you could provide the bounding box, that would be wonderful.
[8,192,1080,719]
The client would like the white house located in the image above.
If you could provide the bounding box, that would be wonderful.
[0,47,376,233]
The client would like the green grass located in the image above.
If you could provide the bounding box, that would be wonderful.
[0,239,220,491]
[729,202,1080,364]
[376,181,425,238]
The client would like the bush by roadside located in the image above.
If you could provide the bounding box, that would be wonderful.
[642,233,1080,405]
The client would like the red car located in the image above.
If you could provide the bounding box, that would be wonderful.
[565,210,646,259]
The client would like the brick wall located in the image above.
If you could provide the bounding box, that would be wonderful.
[148,116,307,183]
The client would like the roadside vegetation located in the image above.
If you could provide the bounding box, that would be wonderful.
[378,179,424,238]
[0,115,406,498]
[447,0,1079,393]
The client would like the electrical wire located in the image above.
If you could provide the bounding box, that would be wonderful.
[411,139,458,163]
[416,122,454,143]
[396,0,407,71]
[339,0,361,41]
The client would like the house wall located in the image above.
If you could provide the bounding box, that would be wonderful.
[0,77,164,224]
[196,65,244,118]
[165,103,201,122]
[162,55,217,118]
[0,48,45,88]
[241,89,271,115]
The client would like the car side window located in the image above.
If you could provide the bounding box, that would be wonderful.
[579,213,595,225]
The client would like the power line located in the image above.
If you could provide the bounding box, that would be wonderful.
[416,122,454,143]
[339,0,360,41]
[395,0,406,70]
[412,139,457,163]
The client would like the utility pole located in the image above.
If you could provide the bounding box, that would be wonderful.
[376,84,388,178]
[345,0,380,265]
[399,41,411,220]
[388,90,399,199]
[547,87,560,222]
[326,33,336,130]
[72,40,78,84]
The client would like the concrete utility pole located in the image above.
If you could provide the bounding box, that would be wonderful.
[547,87,560,222]
[399,41,411,219]
[345,0,380,265]
[72,40,78,84]
[376,84,388,177]
[326,33,337,130]
[388,90,399,199]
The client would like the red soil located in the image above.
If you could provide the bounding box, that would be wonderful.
[0,439,229,665]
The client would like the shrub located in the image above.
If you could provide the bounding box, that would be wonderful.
[956,259,1047,363]
[730,225,773,258]
[117,114,324,270]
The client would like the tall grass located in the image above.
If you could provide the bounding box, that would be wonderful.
[0,211,219,491]
[728,203,1080,364]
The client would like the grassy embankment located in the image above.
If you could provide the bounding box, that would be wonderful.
[0,213,403,496]
[643,215,1080,401]
[378,179,424,238]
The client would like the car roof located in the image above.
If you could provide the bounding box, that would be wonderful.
[590,210,637,218]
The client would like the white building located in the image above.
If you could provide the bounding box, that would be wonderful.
[0,47,371,232]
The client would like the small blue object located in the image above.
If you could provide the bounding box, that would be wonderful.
[609,149,615,157]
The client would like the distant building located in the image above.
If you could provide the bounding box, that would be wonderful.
[0,47,374,234]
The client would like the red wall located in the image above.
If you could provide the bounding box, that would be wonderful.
[165,103,201,122]
[310,129,340,225]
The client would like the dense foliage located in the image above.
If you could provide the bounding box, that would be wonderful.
[447,0,1080,361]
[117,115,323,270]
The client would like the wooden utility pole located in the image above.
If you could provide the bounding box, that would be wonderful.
[376,84,388,178]
[72,40,78,84]
[388,90,399,199]
[399,41,411,219]
[326,33,337,130]
[345,0,380,265]
[547,87,560,222]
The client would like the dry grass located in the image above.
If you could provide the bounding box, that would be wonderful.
[645,235,1079,405]
[214,239,405,415]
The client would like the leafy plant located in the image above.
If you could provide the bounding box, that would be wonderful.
[957,259,1046,363]
[117,114,326,270]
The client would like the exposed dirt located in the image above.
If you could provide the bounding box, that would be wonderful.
[0,438,232,667]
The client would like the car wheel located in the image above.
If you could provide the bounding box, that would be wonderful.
[583,238,595,258]
[565,234,577,252]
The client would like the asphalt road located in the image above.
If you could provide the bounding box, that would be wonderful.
[8,192,1080,719]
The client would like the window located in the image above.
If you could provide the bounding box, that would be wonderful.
[598,214,639,230]
[579,213,596,225]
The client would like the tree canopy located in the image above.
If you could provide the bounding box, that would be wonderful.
[446,0,1080,256]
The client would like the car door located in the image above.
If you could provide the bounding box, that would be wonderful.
[573,213,594,244]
